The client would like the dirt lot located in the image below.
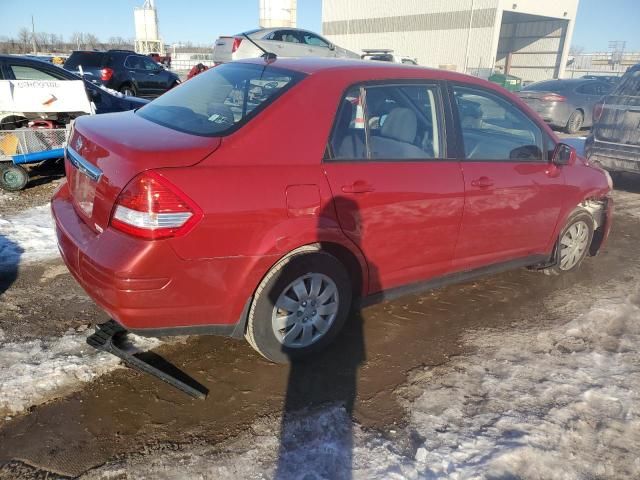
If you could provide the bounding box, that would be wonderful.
[0,164,639,478]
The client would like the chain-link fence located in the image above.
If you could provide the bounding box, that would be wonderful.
[0,128,68,162]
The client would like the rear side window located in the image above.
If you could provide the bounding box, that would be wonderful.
[453,86,543,161]
[10,65,67,80]
[137,63,304,136]
[612,68,640,97]
[328,83,443,161]
[64,52,106,70]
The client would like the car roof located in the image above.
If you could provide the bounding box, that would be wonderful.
[236,56,472,81]
[0,54,77,74]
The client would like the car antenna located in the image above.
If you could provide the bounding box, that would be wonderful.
[242,33,277,62]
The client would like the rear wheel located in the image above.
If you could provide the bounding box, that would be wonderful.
[543,209,594,276]
[565,110,584,134]
[245,249,352,363]
[0,164,29,191]
[119,84,136,97]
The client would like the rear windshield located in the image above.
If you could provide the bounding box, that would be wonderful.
[137,62,305,136]
[612,68,640,97]
[522,80,567,92]
[64,52,106,70]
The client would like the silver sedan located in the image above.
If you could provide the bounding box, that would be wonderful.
[517,79,613,134]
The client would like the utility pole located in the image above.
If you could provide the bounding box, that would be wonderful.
[31,15,37,54]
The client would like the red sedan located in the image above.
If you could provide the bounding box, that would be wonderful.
[52,58,612,363]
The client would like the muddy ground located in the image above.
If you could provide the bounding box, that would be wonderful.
[0,170,639,478]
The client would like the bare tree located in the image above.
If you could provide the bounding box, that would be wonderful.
[70,32,84,50]
[84,33,100,49]
[17,27,31,53]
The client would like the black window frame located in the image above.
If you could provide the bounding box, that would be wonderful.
[447,81,551,163]
[324,80,449,163]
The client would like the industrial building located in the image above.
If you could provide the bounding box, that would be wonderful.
[322,0,579,81]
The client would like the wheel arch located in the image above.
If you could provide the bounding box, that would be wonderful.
[233,239,368,339]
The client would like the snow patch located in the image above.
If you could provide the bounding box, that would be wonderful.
[0,328,161,418]
[0,204,57,270]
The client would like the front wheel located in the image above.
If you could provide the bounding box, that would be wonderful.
[245,250,352,363]
[0,164,29,191]
[543,209,594,276]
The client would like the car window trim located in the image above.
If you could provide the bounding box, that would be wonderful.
[447,81,549,163]
[324,80,449,163]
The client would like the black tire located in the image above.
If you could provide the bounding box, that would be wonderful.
[119,84,136,97]
[0,164,29,192]
[565,110,584,134]
[245,248,353,363]
[542,209,594,276]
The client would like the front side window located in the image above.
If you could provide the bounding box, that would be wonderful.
[137,63,304,136]
[10,65,66,80]
[329,84,443,161]
[453,86,543,161]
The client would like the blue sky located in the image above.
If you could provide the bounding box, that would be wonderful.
[0,0,638,51]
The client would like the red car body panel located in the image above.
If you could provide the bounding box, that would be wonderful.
[51,58,612,334]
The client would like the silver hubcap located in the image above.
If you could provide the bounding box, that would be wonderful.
[272,273,339,348]
[559,221,589,270]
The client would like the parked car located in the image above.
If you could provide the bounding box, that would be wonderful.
[52,58,612,366]
[212,28,360,64]
[63,50,180,98]
[361,49,418,65]
[585,64,640,176]
[0,54,148,131]
[517,79,613,133]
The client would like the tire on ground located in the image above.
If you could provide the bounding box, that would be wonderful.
[543,208,595,276]
[565,110,584,134]
[245,248,353,364]
[0,164,29,192]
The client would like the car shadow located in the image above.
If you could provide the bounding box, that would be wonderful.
[274,197,373,479]
[0,233,23,297]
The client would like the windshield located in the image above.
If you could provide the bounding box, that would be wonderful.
[137,63,304,136]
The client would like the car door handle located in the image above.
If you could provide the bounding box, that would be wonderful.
[341,181,374,194]
[470,177,494,188]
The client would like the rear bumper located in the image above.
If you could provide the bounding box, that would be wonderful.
[52,182,258,336]
[586,139,640,173]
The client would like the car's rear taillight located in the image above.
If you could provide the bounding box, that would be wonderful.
[231,37,243,53]
[100,67,114,81]
[593,101,604,122]
[110,171,202,240]
[541,93,566,102]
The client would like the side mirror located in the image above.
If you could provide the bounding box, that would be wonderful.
[329,43,336,51]
[552,143,576,166]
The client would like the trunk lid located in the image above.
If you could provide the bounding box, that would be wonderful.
[66,111,221,233]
